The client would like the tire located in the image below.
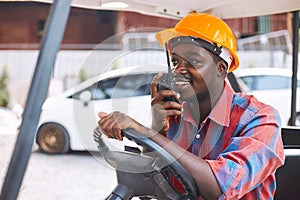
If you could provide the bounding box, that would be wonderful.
[36,123,70,154]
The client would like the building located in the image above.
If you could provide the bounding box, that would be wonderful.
[0,2,293,106]
[0,2,292,50]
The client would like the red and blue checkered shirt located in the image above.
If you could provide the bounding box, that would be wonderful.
[166,81,285,199]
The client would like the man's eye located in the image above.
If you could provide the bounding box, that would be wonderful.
[171,59,178,66]
[188,59,202,65]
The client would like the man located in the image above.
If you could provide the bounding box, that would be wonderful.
[98,13,285,199]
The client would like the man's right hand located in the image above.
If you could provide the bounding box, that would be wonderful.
[150,73,182,134]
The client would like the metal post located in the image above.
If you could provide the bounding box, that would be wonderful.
[289,11,299,126]
[0,0,71,199]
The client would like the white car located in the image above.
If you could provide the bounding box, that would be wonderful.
[36,64,166,154]
[235,67,300,126]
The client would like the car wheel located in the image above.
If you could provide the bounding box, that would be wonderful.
[37,123,70,154]
[288,112,300,126]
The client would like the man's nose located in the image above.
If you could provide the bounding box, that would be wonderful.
[174,59,189,74]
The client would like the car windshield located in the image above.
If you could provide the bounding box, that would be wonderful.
[98,73,154,99]
[71,73,156,100]
[240,75,300,90]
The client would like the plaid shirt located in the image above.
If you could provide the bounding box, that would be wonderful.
[167,81,285,199]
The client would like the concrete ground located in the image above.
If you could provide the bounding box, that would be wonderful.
[0,109,119,200]
[0,134,118,200]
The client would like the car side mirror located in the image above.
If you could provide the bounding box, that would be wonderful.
[79,90,92,106]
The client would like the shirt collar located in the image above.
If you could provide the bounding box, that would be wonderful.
[208,81,234,127]
[182,81,234,127]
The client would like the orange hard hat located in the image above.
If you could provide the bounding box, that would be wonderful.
[155,13,240,72]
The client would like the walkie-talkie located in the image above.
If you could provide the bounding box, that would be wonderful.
[157,43,179,103]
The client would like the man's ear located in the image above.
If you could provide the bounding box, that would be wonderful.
[217,61,228,79]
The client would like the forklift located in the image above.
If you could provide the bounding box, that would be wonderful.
[0,0,299,199]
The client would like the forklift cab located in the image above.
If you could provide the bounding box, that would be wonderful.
[0,1,299,200]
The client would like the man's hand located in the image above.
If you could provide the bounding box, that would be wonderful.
[151,73,182,134]
[98,111,141,141]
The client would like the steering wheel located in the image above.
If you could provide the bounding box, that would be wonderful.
[94,127,199,200]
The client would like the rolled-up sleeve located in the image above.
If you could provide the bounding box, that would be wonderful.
[206,105,285,199]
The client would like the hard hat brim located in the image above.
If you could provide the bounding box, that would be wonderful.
[155,28,240,72]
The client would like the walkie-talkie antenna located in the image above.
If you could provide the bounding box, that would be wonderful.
[165,42,172,77]
[164,42,176,91]
[165,42,174,84]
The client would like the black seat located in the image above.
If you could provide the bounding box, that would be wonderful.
[274,127,300,200]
